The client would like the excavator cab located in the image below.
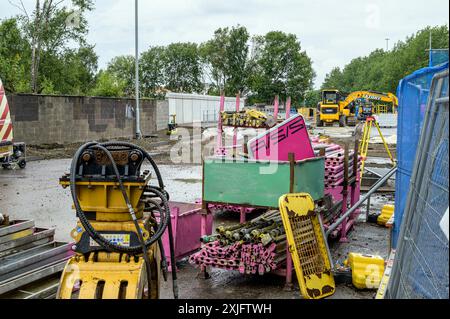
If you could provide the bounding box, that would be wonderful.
[322,90,340,104]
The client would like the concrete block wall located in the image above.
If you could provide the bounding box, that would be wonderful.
[156,100,169,131]
[8,94,169,145]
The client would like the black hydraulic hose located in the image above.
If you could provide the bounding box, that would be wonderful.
[102,141,178,298]
[70,144,169,254]
[143,188,179,299]
[74,143,153,296]
[69,141,178,298]
[145,199,169,282]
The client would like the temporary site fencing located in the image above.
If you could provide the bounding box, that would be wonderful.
[393,62,449,247]
[386,69,449,299]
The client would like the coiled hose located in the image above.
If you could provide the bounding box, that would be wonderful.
[69,141,178,299]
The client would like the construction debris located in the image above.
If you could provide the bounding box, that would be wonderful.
[0,218,73,298]
[221,109,276,128]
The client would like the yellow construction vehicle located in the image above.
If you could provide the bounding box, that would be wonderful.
[317,90,398,127]
[57,142,178,299]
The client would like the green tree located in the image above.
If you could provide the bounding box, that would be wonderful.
[0,18,31,92]
[304,90,322,108]
[13,0,94,92]
[139,46,166,98]
[90,70,125,97]
[321,67,343,90]
[321,25,449,93]
[164,42,203,93]
[38,45,98,95]
[106,55,135,96]
[249,31,315,105]
[200,25,251,95]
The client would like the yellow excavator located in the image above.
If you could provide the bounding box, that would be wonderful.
[317,90,398,127]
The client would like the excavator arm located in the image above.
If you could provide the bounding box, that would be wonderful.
[342,91,398,110]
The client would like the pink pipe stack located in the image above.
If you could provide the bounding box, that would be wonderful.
[311,140,362,189]
[189,241,282,275]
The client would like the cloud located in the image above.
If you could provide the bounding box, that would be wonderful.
[1,0,449,88]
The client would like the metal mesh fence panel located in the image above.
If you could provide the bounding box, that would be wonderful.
[387,69,449,299]
[394,62,449,247]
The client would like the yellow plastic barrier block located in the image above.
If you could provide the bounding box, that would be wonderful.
[346,253,385,290]
[377,205,395,226]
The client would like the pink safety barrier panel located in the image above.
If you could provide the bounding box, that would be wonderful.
[247,114,315,161]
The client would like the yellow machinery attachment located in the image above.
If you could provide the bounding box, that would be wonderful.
[278,193,335,299]
[345,253,384,289]
[58,249,160,299]
[167,114,178,135]
[57,142,178,299]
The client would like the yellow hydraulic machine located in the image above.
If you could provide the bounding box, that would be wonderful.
[57,142,178,299]
[344,253,385,289]
[359,115,396,181]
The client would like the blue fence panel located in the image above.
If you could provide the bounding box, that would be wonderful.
[430,49,449,67]
[393,62,449,247]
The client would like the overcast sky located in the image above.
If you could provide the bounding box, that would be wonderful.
[1,0,449,88]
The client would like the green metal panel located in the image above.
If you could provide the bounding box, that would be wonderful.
[203,157,324,208]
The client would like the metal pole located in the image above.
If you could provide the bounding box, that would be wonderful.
[135,0,142,139]
[326,166,397,237]
[429,32,433,67]
[385,38,390,51]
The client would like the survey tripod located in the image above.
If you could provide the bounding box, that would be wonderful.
[359,116,396,181]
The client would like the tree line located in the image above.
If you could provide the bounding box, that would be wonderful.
[0,1,315,105]
[0,1,448,107]
[321,25,449,94]
[301,25,449,108]
[85,26,316,106]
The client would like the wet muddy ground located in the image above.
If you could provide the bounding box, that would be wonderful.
[1,123,396,299]
[1,159,393,300]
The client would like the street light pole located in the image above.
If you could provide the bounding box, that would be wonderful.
[385,38,390,51]
[135,0,142,139]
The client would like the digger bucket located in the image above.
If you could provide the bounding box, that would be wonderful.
[279,193,335,299]
[57,252,160,299]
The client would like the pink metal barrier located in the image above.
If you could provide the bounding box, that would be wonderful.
[156,202,213,271]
